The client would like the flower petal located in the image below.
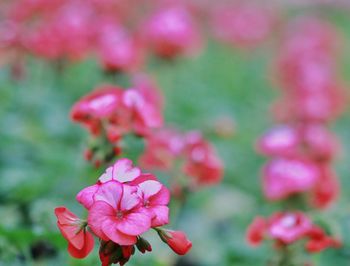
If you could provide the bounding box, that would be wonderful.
[94,181,122,209]
[88,201,115,240]
[99,166,114,183]
[117,211,151,236]
[113,159,141,182]
[120,185,140,211]
[149,185,170,205]
[102,218,137,245]
[150,206,169,227]
[76,184,99,209]
[138,180,162,199]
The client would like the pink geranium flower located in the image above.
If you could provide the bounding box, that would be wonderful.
[135,179,170,227]
[262,158,319,200]
[70,85,122,135]
[96,18,143,72]
[268,212,312,244]
[183,131,223,186]
[212,4,274,48]
[140,128,185,170]
[88,180,151,245]
[77,158,142,209]
[143,6,201,58]
[256,125,299,157]
[54,206,94,258]
[301,123,339,161]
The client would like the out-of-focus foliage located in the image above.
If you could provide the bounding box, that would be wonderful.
[1,6,350,266]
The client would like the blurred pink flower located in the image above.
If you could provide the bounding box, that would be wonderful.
[212,4,274,48]
[262,158,319,200]
[268,212,312,244]
[183,131,223,186]
[256,125,300,157]
[143,6,201,58]
[96,18,144,72]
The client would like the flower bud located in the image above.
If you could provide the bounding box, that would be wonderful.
[157,228,192,255]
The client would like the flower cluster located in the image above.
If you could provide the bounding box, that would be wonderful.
[211,3,275,48]
[55,159,192,265]
[247,17,344,265]
[247,212,341,253]
[140,129,223,192]
[0,0,203,73]
[70,75,163,166]
[257,18,345,209]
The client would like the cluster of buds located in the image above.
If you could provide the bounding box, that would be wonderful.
[258,18,346,209]
[55,159,192,265]
[247,17,345,264]
[247,212,341,253]
[140,128,223,195]
[70,75,163,167]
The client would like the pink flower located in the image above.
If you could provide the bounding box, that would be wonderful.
[135,179,170,227]
[140,128,185,170]
[70,85,122,135]
[54,207,94,258]
[88,180,152,245]
[301,123,339,161]
[246,216,266,246]
[183,131,223,186]
[256,125,299,157]
[71,81,163,144]
[212,4,274,48]
[157,229,192,255]
[97,19,143,72]
[311,165,339,209]
[268,212,312,244]
[262,158,319,200]
[143,6,201,58]
[77,158,142,209]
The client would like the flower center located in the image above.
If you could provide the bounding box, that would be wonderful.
[116,211,124,219]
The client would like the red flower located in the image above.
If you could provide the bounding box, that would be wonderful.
[54,206,94,258]
[305,226,341,253]
[246,216,266,246]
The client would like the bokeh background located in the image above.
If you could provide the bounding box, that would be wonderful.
[1,1,350,266]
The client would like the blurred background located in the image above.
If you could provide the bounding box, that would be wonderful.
[1,0,350,265]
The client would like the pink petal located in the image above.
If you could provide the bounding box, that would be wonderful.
[76,184,99,209]
[138,180,162,199]
[99,166,114,183]
[129,173,158,186]
[114,158,141,182]
[94,181,122,210]
[88,201,115,240]
[149,185,170,205]
[117,212,151,236]
[102,218,137,245]
[120,185,140,211]
[150,206,169,227]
